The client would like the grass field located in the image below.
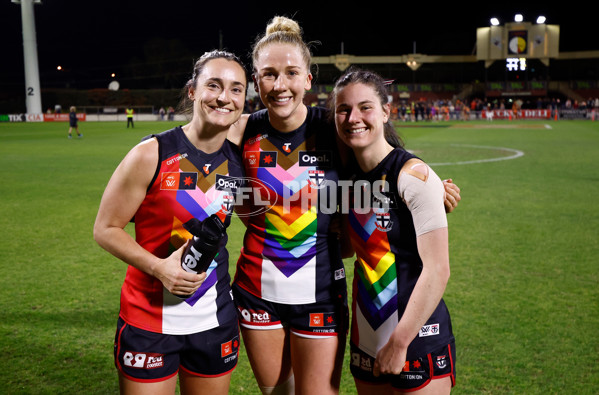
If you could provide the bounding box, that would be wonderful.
[0,119,598,394]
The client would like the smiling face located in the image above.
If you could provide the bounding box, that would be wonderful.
[333,82,390,151]
[253,43,312,131]
[190,58,246,132]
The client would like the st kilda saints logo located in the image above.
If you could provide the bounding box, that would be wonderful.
[373,174,394,231]
[375,211,393,232]
[215,174,244,215]
[300,151,331,189]
[308,170,325,188]
[436,355,447,369]
[221,195,234,214]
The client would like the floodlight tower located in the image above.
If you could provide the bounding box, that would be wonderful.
[12,0,42,114]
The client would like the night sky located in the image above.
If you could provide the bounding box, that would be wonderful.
[1,0,596,90]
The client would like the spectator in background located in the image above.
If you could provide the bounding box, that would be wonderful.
[461,104,470,121]
[67,106,82,139]
[511,100,520,119]
[486,103,494,121]
[126,106,134,128]
[159,107,165,120]
[168,106,175,120]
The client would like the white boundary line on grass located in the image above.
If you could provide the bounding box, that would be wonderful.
[429,144,525,166]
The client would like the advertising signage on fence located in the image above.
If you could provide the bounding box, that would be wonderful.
[483,109,551,119]
[559,109,589,120]
[43,113,86,122]
[0,113,44,122]
[0,113,87,122]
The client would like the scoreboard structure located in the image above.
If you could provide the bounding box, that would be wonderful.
[476,21,560,68]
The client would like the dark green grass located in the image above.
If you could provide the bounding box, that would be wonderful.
[0,120,597,394]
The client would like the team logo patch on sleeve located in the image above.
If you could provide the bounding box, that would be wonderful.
[160,172,197,190]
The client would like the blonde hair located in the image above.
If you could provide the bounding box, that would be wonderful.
[252,16,314,74]
[69,106,76,112]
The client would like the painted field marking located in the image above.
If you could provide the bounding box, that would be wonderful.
[428,144,525,166]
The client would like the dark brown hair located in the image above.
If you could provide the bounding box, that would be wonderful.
[329,67,404,148]
[177,50,247,117]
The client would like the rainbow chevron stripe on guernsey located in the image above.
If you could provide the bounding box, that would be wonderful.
[245,138,318,278]
[349,210,398,330]
[163,157,231,306]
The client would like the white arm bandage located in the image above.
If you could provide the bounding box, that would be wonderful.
[398,161,448,236]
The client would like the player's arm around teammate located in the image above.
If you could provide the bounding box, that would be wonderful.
[443,179,460,212]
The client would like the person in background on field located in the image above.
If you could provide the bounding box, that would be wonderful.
[225,16,461,395]
[93,50,247,395]
[485,103,494,121]
[329,68,456,394]
[68,106,82,139]
[159,107,166,120]
[126,106,134,128]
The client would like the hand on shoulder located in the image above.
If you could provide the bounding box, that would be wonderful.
[227,114,249,147]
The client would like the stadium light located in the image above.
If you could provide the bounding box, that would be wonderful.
[515,14,523,22]
[57,65,62,71]
[536,16,546,24]
[406,59,421,71]
[490,17,500,26]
